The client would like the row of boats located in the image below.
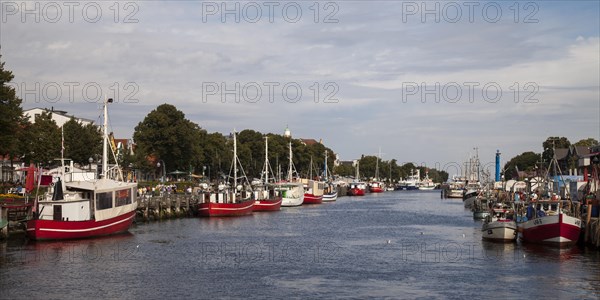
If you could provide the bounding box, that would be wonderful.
[449,175,585,246]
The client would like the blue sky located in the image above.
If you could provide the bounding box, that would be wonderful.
[1,1,599,176]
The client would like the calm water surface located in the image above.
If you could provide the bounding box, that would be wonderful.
[2,191,600,299]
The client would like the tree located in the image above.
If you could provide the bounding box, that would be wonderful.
[503,151,540,180]
[0,56,24,162]
[133,104,204,175]
[20,112,61,164]
[63,118,101,166]
[542,136,570,163]
[574,138,599,147]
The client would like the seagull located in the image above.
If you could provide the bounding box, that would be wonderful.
[387,240,391,244]
[462,234,466,238]
[420,232,424,235]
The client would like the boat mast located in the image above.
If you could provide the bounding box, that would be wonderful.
[355,160,360,181]
[101,97,111,179]
[264,136,269,183]
[324,150,328,181]
[375,147,381,181]
[288,140,293,182]
[233,130,237,189]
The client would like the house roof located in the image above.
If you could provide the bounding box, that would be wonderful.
[572,146,591,156]
[300,138,319,146]
[24,107,95,124]
[554,148,569,160]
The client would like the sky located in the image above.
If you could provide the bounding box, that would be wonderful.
[1,0,599,176]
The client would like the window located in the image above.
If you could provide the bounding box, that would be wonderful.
[115,189,132,207]
[96,192,113,210]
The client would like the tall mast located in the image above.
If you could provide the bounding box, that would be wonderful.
[233,130,237,188]
[309,156,313,179]
[375,147,381,180]
[288,140,293,181]
[101,97,111,179]
[324,150,328,180]
[355,160,360,180]
[264,136,269,183]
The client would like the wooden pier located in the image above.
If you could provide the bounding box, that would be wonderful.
[135,193,201,222]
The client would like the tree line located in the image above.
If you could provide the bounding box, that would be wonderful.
[503,137,599,180]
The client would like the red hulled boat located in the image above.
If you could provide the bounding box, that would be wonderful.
[197,130,255,217]
[27,98,138,241]
[348,182,366,196]
[369,182,384,193]
[521,200,581,245]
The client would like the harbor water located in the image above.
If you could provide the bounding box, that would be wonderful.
[2,191,600,299]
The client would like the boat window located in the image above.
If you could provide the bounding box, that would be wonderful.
[96,192,113,210]
[115,188,132,207]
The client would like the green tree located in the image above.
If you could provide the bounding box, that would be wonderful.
[63,118,101,166]
[503,151,540,180]
[574,138,599,147]
[133,104,204,175]
[0,56,24,162]
[542,136,570,163]
[20,112,61,164]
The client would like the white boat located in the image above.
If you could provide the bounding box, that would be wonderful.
[418,170,436,190]
[482,207,518,242]
[278,137,304,207]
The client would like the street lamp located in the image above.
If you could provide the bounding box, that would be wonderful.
[88,157,93,171]
[157,160,166,182]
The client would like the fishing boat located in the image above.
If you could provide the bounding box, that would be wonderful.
[321,150,338,202]
[418,170,436,190]
[369,148,385,193]
[302,157,324,204]
[446,178,465,198]
[278,137,305,207]
[26,98,138,241]
[520,198,581,245]
[519,150,582,245]
[396,169,420,190]
[303,179,324,204]
[347,160,366,196]
[472,197,491,220]
[198,130,254,217]
[482,204,518,242]
[253,136,282,212]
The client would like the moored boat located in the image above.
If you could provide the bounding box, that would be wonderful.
[520,199,581,245]
[198,130,254,217]
[27,97,138,241]
[482,206,518,242]
[303,179,324,204]
[348,182,366,196]
[252,136,282,212]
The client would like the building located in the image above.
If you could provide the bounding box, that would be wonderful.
[23,107,94,127]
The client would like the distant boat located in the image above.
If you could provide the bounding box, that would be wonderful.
[303,179,324,204]
[302,157,324,204]
[348,160,366,196]
[27,97,138,241]
[278,138,304,207]
[198,130,254,217]
[369,148,385,193]
[397,169,419,190]
[322,150,338,202]
[482,205,517,242]
[253,136,282,212]
[418,170,436,190]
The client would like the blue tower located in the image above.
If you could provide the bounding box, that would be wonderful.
[495,150,501,182]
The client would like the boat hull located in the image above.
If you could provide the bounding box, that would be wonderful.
[198,201,254,217]
[347,188,365,196]
[521,214,581,245]
[482,220,518,242]
[303,194,323,204]
[253,197,282,212]
[26,210,136,241]
[447,189,464,198]
[418,186,435,190]
[322,192,338,202]
[369,187,384,193]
